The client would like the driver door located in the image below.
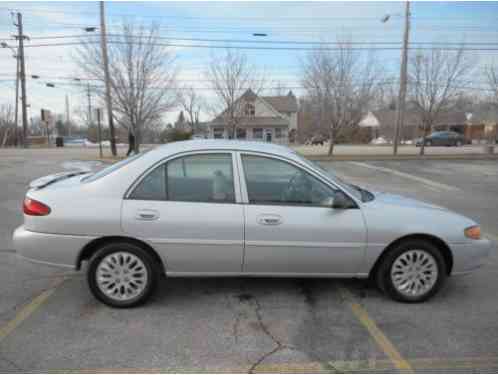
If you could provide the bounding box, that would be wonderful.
[239,154,367,276]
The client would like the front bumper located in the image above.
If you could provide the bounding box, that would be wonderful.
[450,237,495,275]
[13,225,95,269]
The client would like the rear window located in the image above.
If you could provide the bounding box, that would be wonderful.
[83,152,148,183]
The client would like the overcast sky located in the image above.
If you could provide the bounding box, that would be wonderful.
[1,1,497,126]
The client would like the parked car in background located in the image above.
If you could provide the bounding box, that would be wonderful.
[13,141,492,307]
[310,135,326,145]
[415,131,466,147]
[370,136,390,145]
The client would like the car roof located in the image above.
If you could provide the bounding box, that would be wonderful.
[148,140,297,159]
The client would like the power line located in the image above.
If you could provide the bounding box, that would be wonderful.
[20,40,498,52]
[29,79,495,93]
[2,73,492,86]
[4,33,498,47]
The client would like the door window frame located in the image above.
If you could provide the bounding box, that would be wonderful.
[125,150,244,204]
[235,151,359,208]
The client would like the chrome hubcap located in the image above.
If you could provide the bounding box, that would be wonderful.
[391,250,438,297]
[96,252,148,301]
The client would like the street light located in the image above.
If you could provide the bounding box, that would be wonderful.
[381,3,410,156]
[84,27,97,32]
[1,41,17,57]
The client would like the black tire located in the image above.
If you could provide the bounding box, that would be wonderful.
[87,242,159,308]
[375,239,447,303]
[426,140,432,147]
[456,140,462,147]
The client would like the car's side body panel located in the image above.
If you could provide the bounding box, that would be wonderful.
[122,200,245,273]
[360,195,492,274]
[243,205,367,275]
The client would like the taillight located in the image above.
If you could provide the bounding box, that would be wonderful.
[23,198,51,216]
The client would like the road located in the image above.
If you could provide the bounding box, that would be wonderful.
[0,149,497,372]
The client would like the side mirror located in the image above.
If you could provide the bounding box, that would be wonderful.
[331,191,353,209]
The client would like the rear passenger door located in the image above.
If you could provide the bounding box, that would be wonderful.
[121,152,245,275]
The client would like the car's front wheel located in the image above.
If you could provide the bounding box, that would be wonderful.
[376,240,447,303]
[87,242,159,307]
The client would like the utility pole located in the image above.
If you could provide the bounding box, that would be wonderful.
[15,12,29,148]
[86,83,93,127]
[14,51,19,146]
[96,108,103,158]
[99,1,117,156]
[393,1,410,156]
[65,94,71,137]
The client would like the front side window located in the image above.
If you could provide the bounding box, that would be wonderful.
[167,154,235,203]
[242,155,337,206]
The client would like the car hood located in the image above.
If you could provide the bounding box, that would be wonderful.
[372,191,447,210]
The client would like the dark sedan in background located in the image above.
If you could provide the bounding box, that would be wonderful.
[416,131,466,147]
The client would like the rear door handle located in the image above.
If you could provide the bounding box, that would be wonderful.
[257,214,282,226]
[136,209,159,221]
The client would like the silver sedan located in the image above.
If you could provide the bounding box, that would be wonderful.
[13,141,493,307]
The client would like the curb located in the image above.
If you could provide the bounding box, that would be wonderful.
[303,153,498,161]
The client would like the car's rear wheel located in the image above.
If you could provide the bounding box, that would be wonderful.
[426,140,432,146]
[456,140,462,147]
[87,242,158,307]
[376,239,447,303]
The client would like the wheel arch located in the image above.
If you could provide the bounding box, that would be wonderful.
[76,236,165,273]
[369,233,454,279]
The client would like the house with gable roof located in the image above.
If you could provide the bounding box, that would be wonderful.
[207,89,298,144]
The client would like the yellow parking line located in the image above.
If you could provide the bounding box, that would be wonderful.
[0,277,66,343]
[338,287,414,373]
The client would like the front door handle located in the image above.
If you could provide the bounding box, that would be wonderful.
[257,214,282,226]
[136,209,160,221]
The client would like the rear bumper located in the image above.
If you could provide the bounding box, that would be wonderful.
[451,238,495,275]
[13,225,95,269]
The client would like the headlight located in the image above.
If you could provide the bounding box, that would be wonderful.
[464,225,481,240]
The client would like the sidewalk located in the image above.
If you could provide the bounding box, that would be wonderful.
[293,144,498,161]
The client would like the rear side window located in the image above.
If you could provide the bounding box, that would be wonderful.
[129,164,166,200]
[129,153,235,203]
[167,154,235,203]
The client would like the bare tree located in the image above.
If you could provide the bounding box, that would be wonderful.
[74,22,178,152]
[485,63,498,104]
[302,40,382,155]
[178,86,203,134]
[409,46,474,155]
[0,104,15,147]
[206,49,265,138]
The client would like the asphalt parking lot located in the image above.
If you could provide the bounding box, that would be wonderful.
[1,148,497,373]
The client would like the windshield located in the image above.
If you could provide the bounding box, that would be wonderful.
[83,152,148,183]
[293,153,373,202]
